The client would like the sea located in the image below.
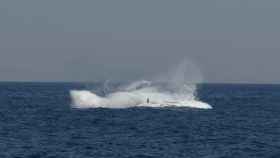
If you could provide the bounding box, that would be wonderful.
[0,82,279,158]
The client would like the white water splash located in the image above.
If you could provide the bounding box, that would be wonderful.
[70,59,212,109]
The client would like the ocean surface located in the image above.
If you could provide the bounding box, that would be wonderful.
[0,82,279,158]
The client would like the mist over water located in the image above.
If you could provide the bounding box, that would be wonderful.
[70,59,212,109]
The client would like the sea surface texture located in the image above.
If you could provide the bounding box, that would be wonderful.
[0,82,279,158]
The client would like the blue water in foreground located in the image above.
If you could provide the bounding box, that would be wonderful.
[0,82,280,158]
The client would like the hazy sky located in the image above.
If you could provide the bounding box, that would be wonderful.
[1,0,280,83]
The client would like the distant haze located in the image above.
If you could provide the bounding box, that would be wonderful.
[0,0,280,83]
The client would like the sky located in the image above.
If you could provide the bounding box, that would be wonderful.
[0,0,280,83]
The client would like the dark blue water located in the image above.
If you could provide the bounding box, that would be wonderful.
[0,82,280,158]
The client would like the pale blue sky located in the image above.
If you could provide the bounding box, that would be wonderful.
[0,0,280,83]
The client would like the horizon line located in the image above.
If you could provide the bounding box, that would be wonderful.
[0,80,279,85]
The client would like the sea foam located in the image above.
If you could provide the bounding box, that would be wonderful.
[70,59,212,109]
[70,80,212,109]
